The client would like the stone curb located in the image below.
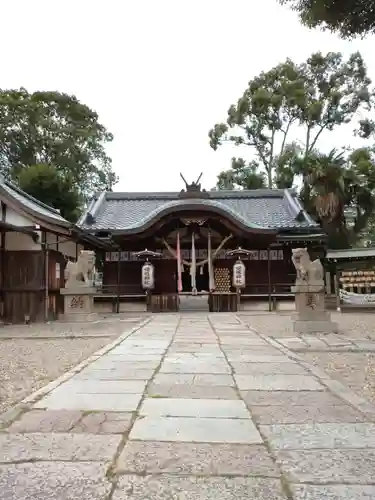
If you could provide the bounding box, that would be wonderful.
[0,317,151,428]
[236,315,375,421]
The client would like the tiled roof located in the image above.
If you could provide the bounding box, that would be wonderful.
[0,176,69,226]
[78,188,320,234]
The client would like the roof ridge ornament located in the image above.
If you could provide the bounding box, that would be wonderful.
[179,172,209,199]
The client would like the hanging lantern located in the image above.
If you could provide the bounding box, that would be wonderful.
[142,261,155,290]
[232,259,246,289]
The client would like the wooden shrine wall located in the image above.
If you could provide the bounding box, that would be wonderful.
[102,246,296,294]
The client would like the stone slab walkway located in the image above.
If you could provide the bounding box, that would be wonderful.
[1,313,375,499]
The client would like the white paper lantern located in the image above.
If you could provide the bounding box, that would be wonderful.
[142,262,155,290]
[232,260,246,289]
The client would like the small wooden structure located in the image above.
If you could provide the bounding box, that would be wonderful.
[325,247,375,311]
[0,176,107,323]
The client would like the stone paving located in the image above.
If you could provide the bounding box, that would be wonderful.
[1,313,375,499]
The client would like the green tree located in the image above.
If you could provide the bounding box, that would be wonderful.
[209,52,372,189]
[279,0,375,38]
[16,164,82,222]
[0,89,117,200]
[216,158,266,189]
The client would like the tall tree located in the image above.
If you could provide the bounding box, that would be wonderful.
[216,158,266,189]
[0,89,117,201]
[16,164,82,222]
[279,0,375,38]
[209,51,372,190]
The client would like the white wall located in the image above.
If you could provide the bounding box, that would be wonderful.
[5,207,33,227]
[1,203,83,257]
[46,233,82,259]
[5,231,41,251]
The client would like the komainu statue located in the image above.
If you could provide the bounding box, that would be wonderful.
[291,248,324,292]
[65,250,96,288]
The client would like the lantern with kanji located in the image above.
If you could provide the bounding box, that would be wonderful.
[141,261,155,290]
[232,259,246,289]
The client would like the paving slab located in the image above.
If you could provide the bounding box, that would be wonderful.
[159,362,231,374]
[0,432,120,462]
[291,484,375,500]
[129,416,263,444]
[34,391,142,411]
[276,448,375,484]
[241,390,344,407]
[153,373,235,386]
[50,379,147,394]
[139,398,250,418]
[4,312,375,498]
[117,441,279,476]
[6,410,83,433]
[225,355,292,363]
[147,383,239,399]
[260,422,375,449]
[250,402,365,424]
[75,368,155,380]
[113,475,287,500]
[234,374,323,391]
[231,362,308,375]
[0,462,111,500]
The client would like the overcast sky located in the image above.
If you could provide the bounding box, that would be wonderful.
[2,0,375,192]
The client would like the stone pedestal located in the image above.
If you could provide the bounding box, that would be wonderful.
[60,287,99,322]
[292,284,338,335]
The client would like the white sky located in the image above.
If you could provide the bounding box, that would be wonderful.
[2,0,375,192]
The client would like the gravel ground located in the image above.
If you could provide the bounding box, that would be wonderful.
[0,316,144,414]
[239,311,375,339]
[301,351,375,405]
[239,311,375,405]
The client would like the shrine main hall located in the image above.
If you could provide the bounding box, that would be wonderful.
[78,180,325,312]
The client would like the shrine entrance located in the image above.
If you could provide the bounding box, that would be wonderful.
[181,263,209,293]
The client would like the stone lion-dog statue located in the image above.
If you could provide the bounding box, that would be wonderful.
[65,250,96,287]
[291,248,324,292]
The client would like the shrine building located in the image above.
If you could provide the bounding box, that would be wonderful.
[78,179,326,312]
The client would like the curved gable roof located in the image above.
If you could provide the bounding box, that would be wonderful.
[79,188,320,235]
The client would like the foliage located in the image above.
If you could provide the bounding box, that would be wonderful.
[216,158,266,189]
[279,0,375,38]
[209,51,372,188]
[0,89,117,200]
[16,164,82,222]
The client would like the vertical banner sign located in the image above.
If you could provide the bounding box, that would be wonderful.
[232,260,246,289]
[142,262,155,290]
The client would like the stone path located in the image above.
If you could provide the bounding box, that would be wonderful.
[1,314,375,499]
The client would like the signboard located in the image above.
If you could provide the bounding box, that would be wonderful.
[232,260,246,289]
[141,262,155,290]
[106,249,284,262]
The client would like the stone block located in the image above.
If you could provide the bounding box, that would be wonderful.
[231,362,308,375]
[276,448,375,484]
[129,416,263,444]
[152,373,235,386]
[6,410,82,433]
[241,390,344,407]
[113,475,287,500]
[291,484,375,500]
[139,398,250,418]
[234,374,323,391]
[250,403,365,425]
[34,392,142,412]
[60,287,98,322]
[147,383,238,399]
[0,462,111,500]
[117,441,280,476]
[260,423,375,450]
[293,319,338,335]
[0,432,121,462]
